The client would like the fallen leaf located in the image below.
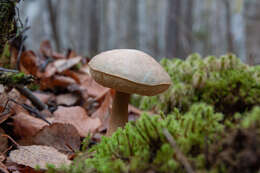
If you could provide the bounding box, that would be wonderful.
[20,123,81,154]
[6,160,44,173]
[56,93,79,106]
[19,166,44,173]
[39,40,52,57]
[94,88,111,102]
[53,106,101,137]
[10,46,18,69]
[54,56,82,73]
[9,145,71,170]
[12,112,50,138]
[128,104,142,115]
[67,84,88,102]
[62,70,81,84]
[0,128,8,153]
[52,75,76,87]
[39,62,57,78]
[31,92,54,104]
[0,162,8,173]
[80,74,108,97]
[40,75,76,90]
[20,51,38,76]
[0,111,12,124]
[91,91,112,132]
[66,49,77,58]
[52,52,65,59]
[79,64,90,74]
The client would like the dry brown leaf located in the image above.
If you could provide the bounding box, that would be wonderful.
[54,56,82,73]
[56,93,79,106]
[39,62,57,78]
[79,74,108,97]
[20,51,38,76]
[10,46,18,69]
[62,70,81,84]
[128,104,142,115]
[52,75,76,87]
[12,112,50,138]
[79,64,90,74]
[0,128,8,153]
[91,91,113,132]
[39,40,52,57]
[9,145,71,170]
[67,84,89,105]
[31,92,54,104]
[94,88,111,102]
[66,50,77,58]
[0,111,12,124]
[20,123,80,154]
[0,162,8,173]
[52,52,65,59]
[53,106,101,137]
[40,75,76,90]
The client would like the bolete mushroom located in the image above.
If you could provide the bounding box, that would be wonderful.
[89,49,171,136]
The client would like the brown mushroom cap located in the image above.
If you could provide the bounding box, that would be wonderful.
[89,49,171,96]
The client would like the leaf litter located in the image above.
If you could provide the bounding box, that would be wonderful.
[0,40,143,171]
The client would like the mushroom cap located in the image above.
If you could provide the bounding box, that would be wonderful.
[89,49,171,96]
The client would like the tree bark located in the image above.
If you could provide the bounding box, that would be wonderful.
[0,0,16,55]
[89,0,100,56]
[46,0,61,52]
[166,0,182,58]
[223,0,234,53]
[244,0,260,64]
[185,0,194,55]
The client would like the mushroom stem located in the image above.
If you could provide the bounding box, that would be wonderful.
[107,91,130,136]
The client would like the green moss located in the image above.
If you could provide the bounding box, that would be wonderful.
[134,54,260,117]
[64,103,224,173]
[0,43,11,68]
[0,72,34,86]
[46,53,260,173]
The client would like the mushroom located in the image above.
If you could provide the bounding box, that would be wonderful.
[88,49,171,136]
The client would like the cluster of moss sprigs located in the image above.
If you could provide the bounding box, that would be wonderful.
[63,103,224,173]
[132,53,260,117]
[0,72,35,86]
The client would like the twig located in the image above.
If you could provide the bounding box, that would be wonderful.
[8,98,51,125]
[16,35,27,70]
[162,128,195,173]
[0,67,19,73]
[15,85,48,111]
[1,134,20,147]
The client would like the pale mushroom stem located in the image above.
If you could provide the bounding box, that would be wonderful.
[107,91,130,136]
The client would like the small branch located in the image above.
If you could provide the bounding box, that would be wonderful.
[1,134,20,148]
[15,85,48,111]
[163,128,195,173]
[0,67,18,73]
[8,98,51,125]
[46,0,61,52]
[16,35,27,70]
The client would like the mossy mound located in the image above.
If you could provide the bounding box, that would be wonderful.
[63,103,224,173]
[48,54,260,173]
[132,54,260,117]
[55,104,260,173]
